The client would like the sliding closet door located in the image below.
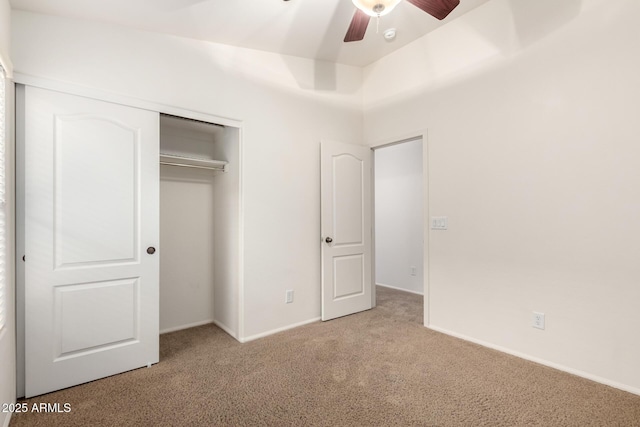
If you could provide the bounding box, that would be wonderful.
[24,86,159,397]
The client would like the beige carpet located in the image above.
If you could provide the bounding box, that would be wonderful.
[10,286,640,426]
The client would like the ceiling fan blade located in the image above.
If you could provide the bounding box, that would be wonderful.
[344,9,371,42]
[406,0,460,20]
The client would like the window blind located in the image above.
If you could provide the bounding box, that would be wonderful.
[0,65,6,332]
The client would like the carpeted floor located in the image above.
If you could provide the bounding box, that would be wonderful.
[10,286,640,426]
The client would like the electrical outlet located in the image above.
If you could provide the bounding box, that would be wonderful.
[532,312,545,330]
[285,289,294,304]
[410,266,417,276]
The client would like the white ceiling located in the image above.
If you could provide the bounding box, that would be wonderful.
[9,0,491,67]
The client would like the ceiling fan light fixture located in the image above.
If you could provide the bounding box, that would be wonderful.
[351,0,402,17]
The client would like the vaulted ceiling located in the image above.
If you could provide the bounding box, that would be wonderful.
[9,0,490,67]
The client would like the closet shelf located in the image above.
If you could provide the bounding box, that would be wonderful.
[159,153,228,172]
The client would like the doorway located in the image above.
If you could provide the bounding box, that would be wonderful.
[373,137,425,323]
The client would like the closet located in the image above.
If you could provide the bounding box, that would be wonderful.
[158,114,240,336]
[16,85,241,397]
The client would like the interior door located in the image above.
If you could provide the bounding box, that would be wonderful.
[321,140,372,321]
[24,86,159,397]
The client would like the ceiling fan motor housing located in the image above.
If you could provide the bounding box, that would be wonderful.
[352,0,402,17]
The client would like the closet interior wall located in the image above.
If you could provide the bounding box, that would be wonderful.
[159,115,239,338]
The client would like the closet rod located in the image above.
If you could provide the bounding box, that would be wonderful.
[159,161,226,171]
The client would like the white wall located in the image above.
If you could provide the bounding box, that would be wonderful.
[0,0,15,423]
[375,139,424,294]
[11,10,363,341]
[212,127,240,337]
[364,0,640,393]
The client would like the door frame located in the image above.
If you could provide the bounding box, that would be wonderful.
[13,74,246,397]
[369,130,429,326]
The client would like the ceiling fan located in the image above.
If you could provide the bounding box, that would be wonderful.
[344,0,460,42]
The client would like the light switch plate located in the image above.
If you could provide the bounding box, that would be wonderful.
[431,216,448,230]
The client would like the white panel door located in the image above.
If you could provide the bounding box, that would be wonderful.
[24,86,159,397]
[321,141,372,321]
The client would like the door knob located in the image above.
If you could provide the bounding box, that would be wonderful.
[147,247,156,255]
[325,237,333,243]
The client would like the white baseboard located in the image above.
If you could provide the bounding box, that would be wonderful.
[376,282,424,296]
[212,318,238,341]
[159,318,241,343]
[159,319,215,335]
[427,325,640,397]
[2,413,11,427]
[240,317,321,343]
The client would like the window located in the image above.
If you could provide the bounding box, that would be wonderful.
[0,65,6,332]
